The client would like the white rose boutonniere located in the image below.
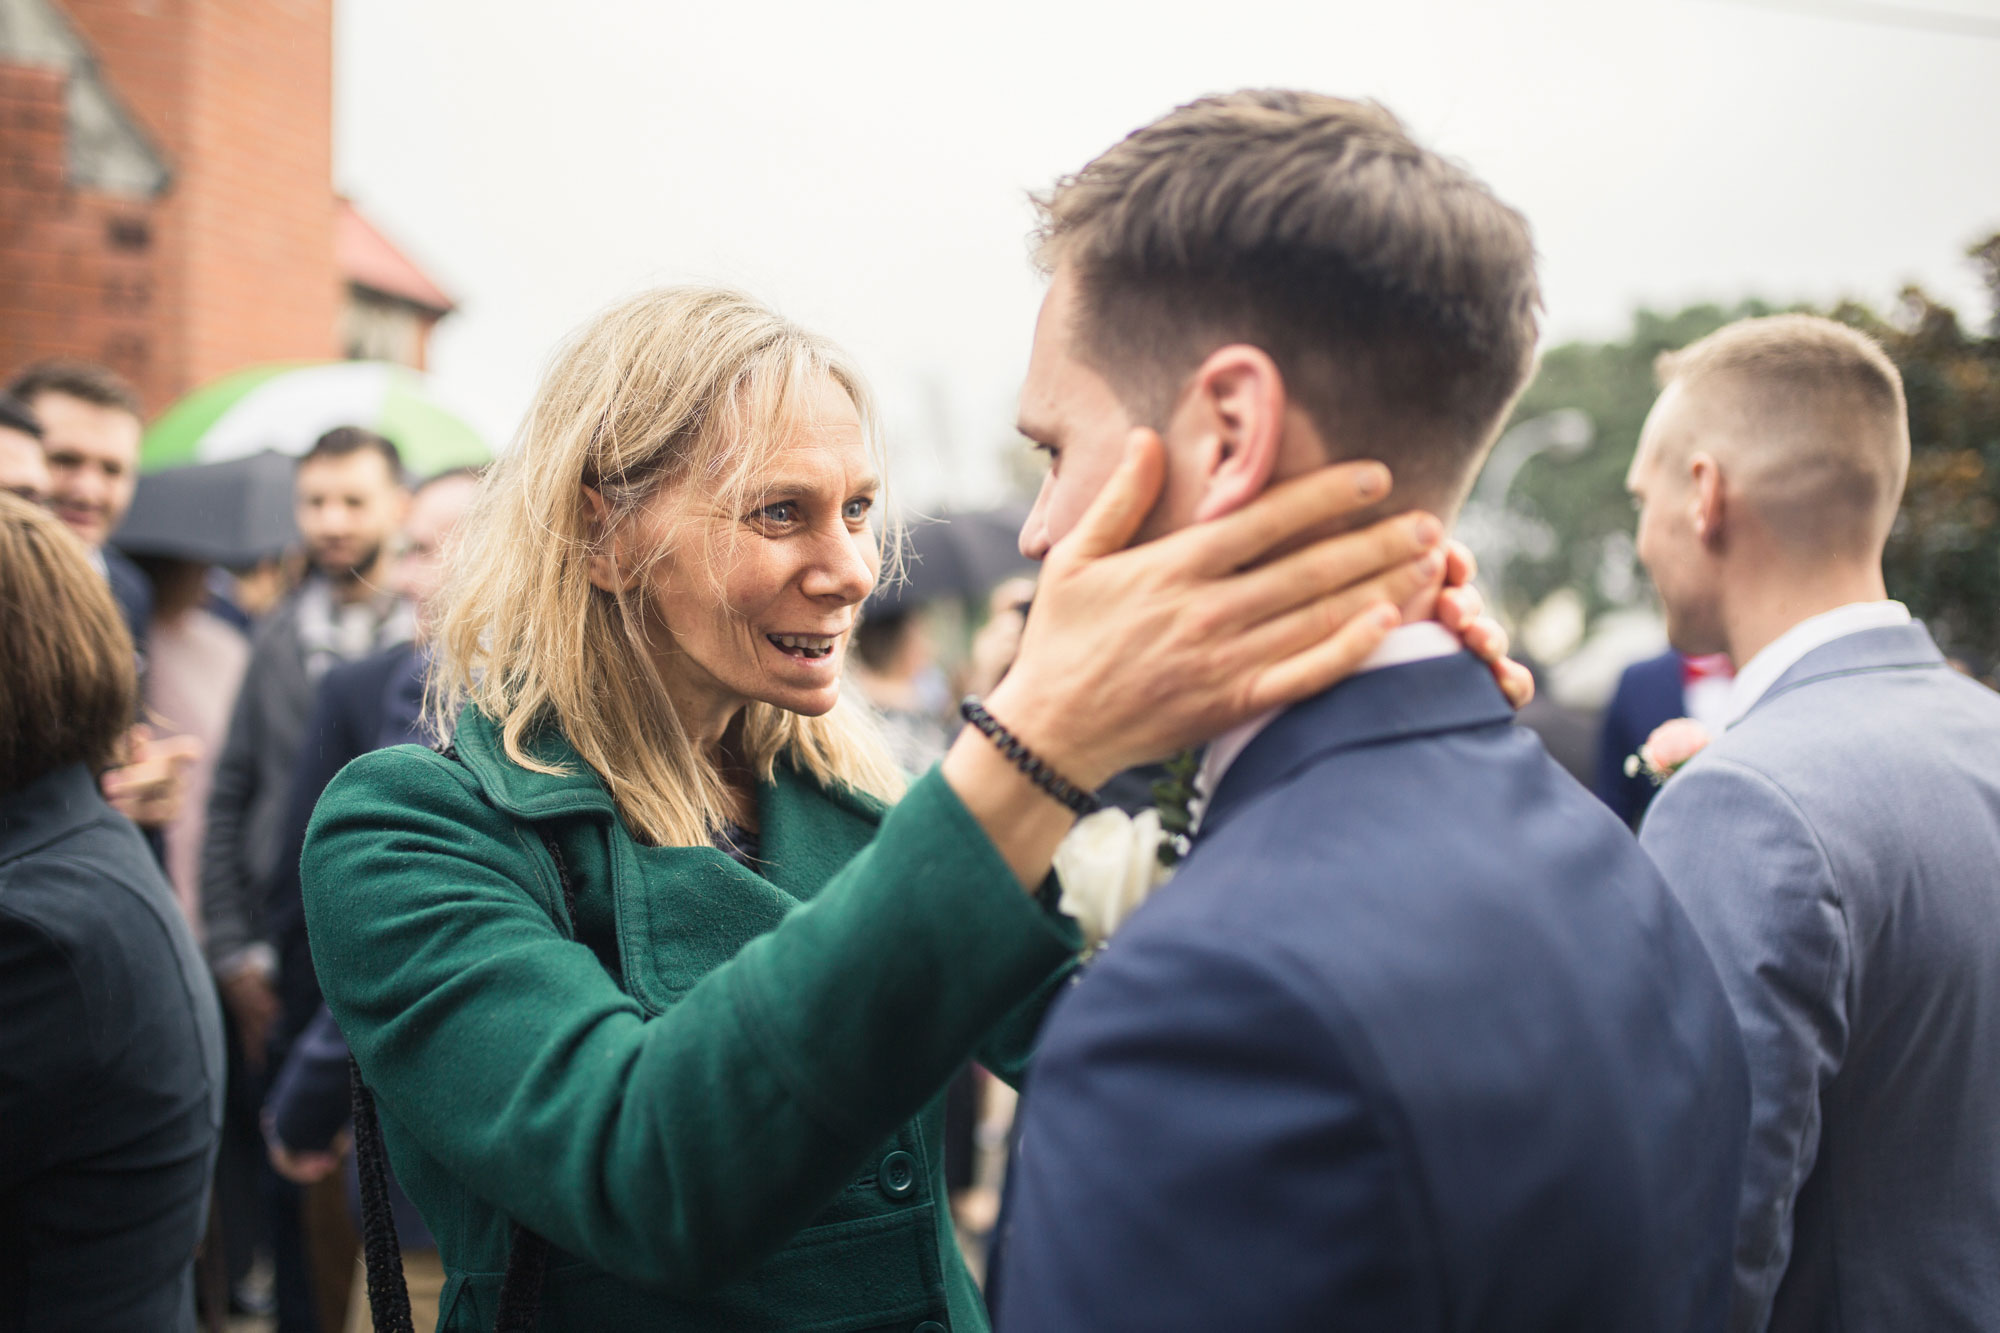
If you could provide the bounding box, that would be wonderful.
[1053,807,1176,950]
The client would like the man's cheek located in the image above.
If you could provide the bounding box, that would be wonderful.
[1050,485,1095,548]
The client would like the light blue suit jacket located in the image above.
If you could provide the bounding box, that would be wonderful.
[1641,623,2000,1332]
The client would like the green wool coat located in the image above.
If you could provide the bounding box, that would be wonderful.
[301,709,1081,1332]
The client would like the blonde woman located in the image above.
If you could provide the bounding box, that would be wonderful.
[303,287,1490,1331]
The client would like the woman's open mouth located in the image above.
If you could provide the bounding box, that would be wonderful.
[768,633,837,661]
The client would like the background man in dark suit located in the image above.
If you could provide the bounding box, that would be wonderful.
[1593,647,1733,826]
[0,393,52,501]
[1632,315,2000,1332]
[994,91,1749,1332]
[256,466,478,1329]
[4,361,201,851]
[198,426,410,1333]
[263,466,479,1061]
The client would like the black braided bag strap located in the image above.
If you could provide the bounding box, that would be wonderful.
[349,740,580,1331]
[350,1058,416,1333]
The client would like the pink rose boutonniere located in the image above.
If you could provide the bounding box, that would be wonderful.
[1624,717,1713,786]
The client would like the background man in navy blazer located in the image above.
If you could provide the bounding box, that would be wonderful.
[1593,647,1734,827]
[1632,315,2000,1332]
[4,361,203,852]
[995,91,1749,1331]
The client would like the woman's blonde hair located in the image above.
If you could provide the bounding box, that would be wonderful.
[428,286,907,846]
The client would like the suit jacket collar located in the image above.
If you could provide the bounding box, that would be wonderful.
[1741,622,1947,722]
[1200,651,1513,840]
[0,763,113,863]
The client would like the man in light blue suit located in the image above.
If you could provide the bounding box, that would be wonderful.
[1633,313,2000,1332]
[994,90,1750,1332]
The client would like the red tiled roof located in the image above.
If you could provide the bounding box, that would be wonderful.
[336,199,456,314]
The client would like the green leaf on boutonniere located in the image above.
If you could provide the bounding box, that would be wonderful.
[1152,747,1200,867]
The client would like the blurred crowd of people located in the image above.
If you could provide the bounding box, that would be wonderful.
[1,359,479,1331]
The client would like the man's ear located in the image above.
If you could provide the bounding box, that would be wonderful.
[1689,453,1726,550]
[1184,345,1285,524]
[581,485,631,593]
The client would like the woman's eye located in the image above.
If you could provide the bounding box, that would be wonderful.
[759,502,797,524]
[844,498,873,521]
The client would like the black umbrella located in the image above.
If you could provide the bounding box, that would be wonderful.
[112,450,301,566]
[872,506,1035,613]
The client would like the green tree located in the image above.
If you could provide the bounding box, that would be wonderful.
[1501,232,2000,678]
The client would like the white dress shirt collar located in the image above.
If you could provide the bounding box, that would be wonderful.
[1727,600,1911,725]
[1196,620,1463,809]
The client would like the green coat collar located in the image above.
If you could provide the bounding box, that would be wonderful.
[450,706,892,838]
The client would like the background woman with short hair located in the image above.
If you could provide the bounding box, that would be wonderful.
[0,491,225,1332]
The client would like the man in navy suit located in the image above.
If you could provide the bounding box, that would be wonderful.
[5,361,200,857]
[994,91,1749,1331]
[264,467,480,1056]
[1632,315,2000,1331]
[1594,648,1734,827]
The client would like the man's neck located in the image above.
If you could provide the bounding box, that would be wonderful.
[1721,561,1888,667]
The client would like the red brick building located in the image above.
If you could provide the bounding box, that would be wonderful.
[0,0,448,414]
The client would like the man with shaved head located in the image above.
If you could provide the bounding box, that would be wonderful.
[1631,314,2000,1332]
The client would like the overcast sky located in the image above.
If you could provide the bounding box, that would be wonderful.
[333,0,2000,508]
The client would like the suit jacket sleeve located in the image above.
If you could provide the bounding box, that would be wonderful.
[996,926,1432,1333]
[266,1003,353,1153]
[200,671,264,975]
[1641,757,1849,1333]
[263,669,371,977]
[304,748,1077,1292]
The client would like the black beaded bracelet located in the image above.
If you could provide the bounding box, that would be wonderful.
[959,696,1103,818]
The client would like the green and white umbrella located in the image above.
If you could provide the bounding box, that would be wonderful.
[141,360,491,477]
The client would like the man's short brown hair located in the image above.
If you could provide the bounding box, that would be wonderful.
[3,359,143,419]
[1656,314,1910,553]
[300,425,403,480]
[0,492,137,795]
[1035,90,1542,510]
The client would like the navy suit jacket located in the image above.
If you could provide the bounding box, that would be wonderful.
[999,652,1749,1333]
[261,642,435,1250]
[1593,648,1685,828]
[265,641,424,1047]
[102,544,153,660]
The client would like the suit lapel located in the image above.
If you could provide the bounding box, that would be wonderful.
[1200,652,1514,841]
[1744,623,1947,722]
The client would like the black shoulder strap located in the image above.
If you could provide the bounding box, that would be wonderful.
[350,740,569,1331]
[349,1057,415,1333]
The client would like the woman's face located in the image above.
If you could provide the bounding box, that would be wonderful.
[630,377,881,733]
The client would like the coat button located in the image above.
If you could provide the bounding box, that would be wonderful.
[914,1323,947,1333]
[878,1150,917,1200]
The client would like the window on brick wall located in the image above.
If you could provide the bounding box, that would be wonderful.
[0,0,169,197]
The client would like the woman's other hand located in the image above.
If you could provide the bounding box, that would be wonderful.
[1436,542,1534,710]
[987,433,1447,791]
[961,576,1038,698]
